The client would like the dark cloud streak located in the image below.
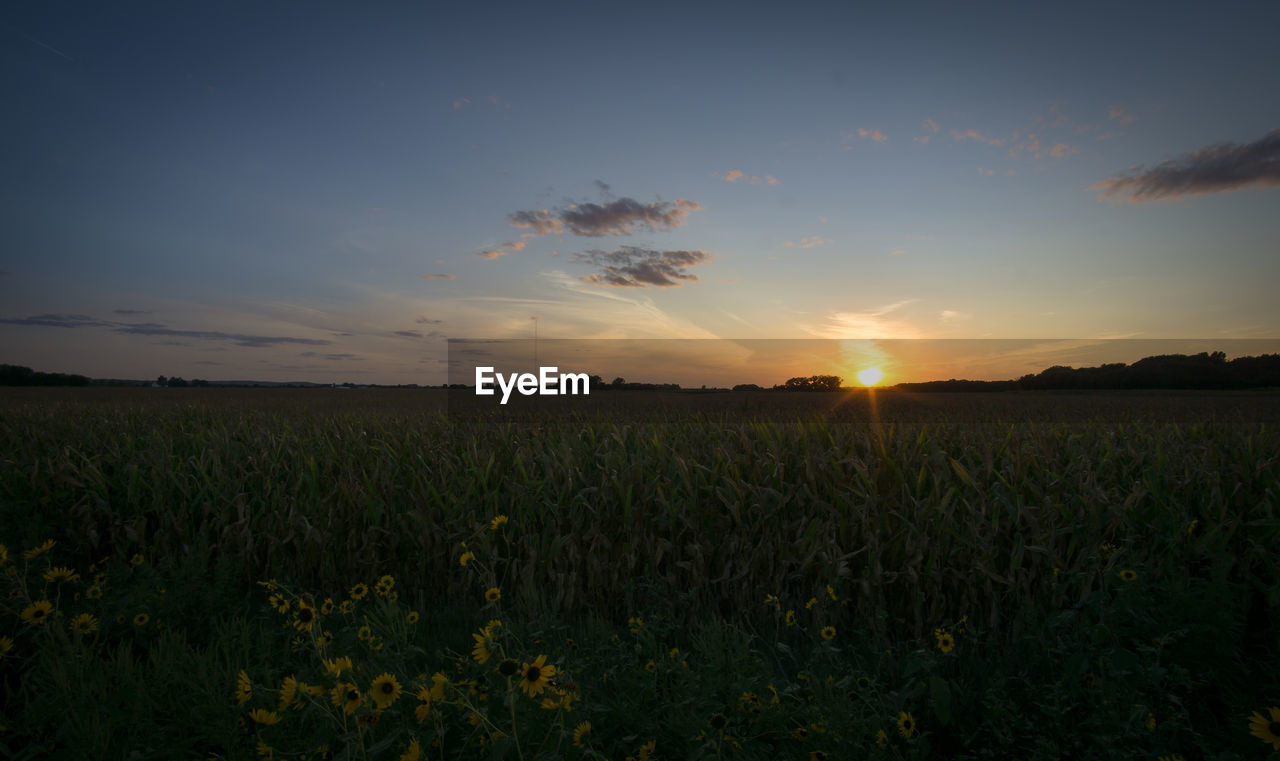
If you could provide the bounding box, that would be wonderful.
[509,197,701,238]
[574,246,712,288]
[1092,129,1280,203]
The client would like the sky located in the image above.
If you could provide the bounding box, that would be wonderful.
[2,1,1279,385]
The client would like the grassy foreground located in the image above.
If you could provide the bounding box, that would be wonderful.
[1,388,1279,760]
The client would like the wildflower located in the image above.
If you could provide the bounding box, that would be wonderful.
[459,551,475,567]
[407,611,420,624]
[856,675,873,690]
[573,721,592,748]
[429,672,450,701]
[1121,569,1138,582]
[485,587,501,603]
[638,739,656,761]
[256,742,274,759]
[935,629,955,653]
[134,613,150,627]
[357,624,373,641]
[320,598,334,615]
[268,594,289,613]
[278,676,299,711]
[339,600,354,614]
[317,631,333,649]
[71,613,99,635]
[131,553,145,566]
[764,593,778,605]
[86,584,103,599]
[1248,706,1280,750]
[669,647,680,659]
[820,626,836,641]
[376,575,395,596]
[472,632,491,664]
[236,670,254,704]
[43,566,80,584]
[792,726,810,740]
[21,600,54,625]
[876,729,888,748]
[805,597,817,610]
[628,616,644,633]
[370,673,402,710]
[898,711,916,739]
[645,661,655,673]
[248,708,281,726]
[785,610,796,626]
[1100,543,1117,560]
[294,601,316,632]
[739,691,761,714]
[1147,713,1157,730]
[827,584,838,601]
[323,656,352,677]
[767,683,780,704]
[330,682,362,715]
[400,738,422,761]
[349,583,368,600]
[414,686,433,722]
[519,654,557,697]
[490,515,508,530]
[25,539,56,560]
[1187,519,1198,535]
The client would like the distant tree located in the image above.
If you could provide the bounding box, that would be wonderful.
[732,383,764,392]
[611,377,625,387]
[779,375,843,391]
[156,375,168,387]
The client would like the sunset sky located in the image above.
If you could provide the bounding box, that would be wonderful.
[3,2,1279,385]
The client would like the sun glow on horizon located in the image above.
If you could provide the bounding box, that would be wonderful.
[855,366,885,387]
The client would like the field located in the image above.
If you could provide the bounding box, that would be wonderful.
[1,388,1279,760]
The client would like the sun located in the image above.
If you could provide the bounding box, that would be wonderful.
[855,366,885,387]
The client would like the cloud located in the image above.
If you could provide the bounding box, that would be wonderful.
[421,273,455,280]
[807,300,922,339]
[783,236,830,248]
[510,197,701,238]
[477,249,507,259]
[913,135,931,144]
[952,128,1005,147]
[714,170,780,186]
[922,118,940,133]
[858,127,887,142]
[1090,129,1280,203]
[940,310,972,322]
[452,97,471,110]
[299,352,362,361]
[394,330,424,338]
[0,313,333,347]
[574,246,712,288]
[1108,105,1136,125]
[113,309,153,315]
[416,316,443,325]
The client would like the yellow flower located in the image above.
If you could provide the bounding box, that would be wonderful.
[406,611,420,624]
[357,624,373,641]
[490,515,508,530]
[399,738,422,761]
[638,739,656,761]
[133,613,149,626]
[0,543,7,564]
[628,616,643,633]
[645,660,656,673]
[21,600,54,625]
[785,610,796,626]
[897,711,916,739]
[25,539,56,560]
[764,593,777,605]
[294,600,316,632]
[414,686,433,722]
[71,613,99,635]
[370,673,402,710]
[1249,706,1280,750]
[429,672,449,701]
[820,626,836,641]
[43,566,80,584]
[376,575,395,597]
[472,632,491,664]
[935,628,955,653]
[826,584,837,601]
[85,584,103,599]
[236,670,253,704]
[573,721,592,748]
[278,676,299,711]
[330,682,362,715]
[320,598,334,615]
[1121,569,1138,582]
[339,600,354,614]
[519,655,557,697]
[248,708,281,725]
[349,583,368,600]
[876,729,888,748]
[805,597,817,610]
[130,553,144,566]
[459,551,475,567]
[323,656,352,677]
[0,636,13,656]
[485,587,501,603]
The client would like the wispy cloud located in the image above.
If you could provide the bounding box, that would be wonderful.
[421,273,455,280]
[714,169,780,186]
[0,313,332,347]
[1091,129,1280,203]
[575,246,712,288]
[952,128,1005,147]
[509,197,701,238]
[806,300,922,339]
[843,128,887,149]
[1108,105,1136,126]
[783,236,830,249]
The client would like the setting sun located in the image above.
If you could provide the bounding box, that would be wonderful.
[855,366,885,387]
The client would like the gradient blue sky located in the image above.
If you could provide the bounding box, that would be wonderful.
[3,1,1278,384]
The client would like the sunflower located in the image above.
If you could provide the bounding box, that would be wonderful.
[1248,706,1280,750]
[573,721,592,748]
[323,656,352,678]
[645,661,656,673]
[935,629,955,653]
[400,738,422,761]
[331,682,362,715]
[294,601,317,632]
[71,613,99,635]
[85,584,103,599]
[375,576,394,597]
[459,551,475,567]
[130,553,145,566]
[519,655,557,697]
[791,726,810,740]
[785,610,796,626]
[628,616,643,633]
[24,539,56,560]
[638,740,656,761]
[357,624,373,641]
[414,686,433,722]
[472,632,492,664]
[133,613,150,627]
[897,711,916,739]
[320,598,334,615]
[0,636,13,657]
[349,583,368,600]
[367,672,402,710]
[491,515,509,531]
[875,729,888,748]
[246,708,280,725]
[236,670,254,704]
[21,600,54,625]
[268,594,289,613]
[805,597,817,610]
[339,600,354,615]
[43,566,80,584]
[820,626,836,641]
[485,587,501,603]
[497,659,519,677]
[826,584,838,601]
[1121,569,1138,582]
[406,611,420,624]
[279,676,299,711]
[429,672,450,701]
